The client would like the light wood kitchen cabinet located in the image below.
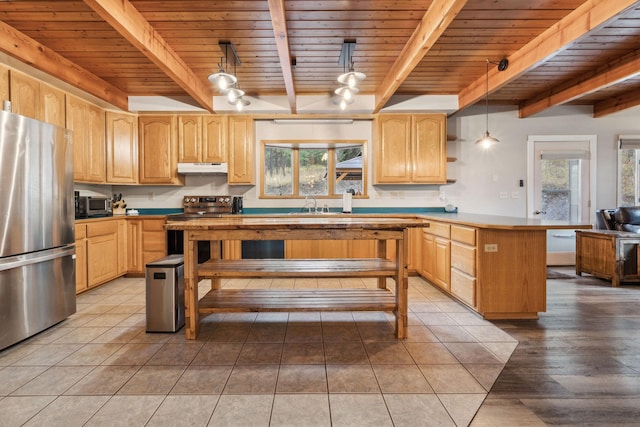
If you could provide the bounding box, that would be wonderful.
[450,225,477,307]
[75,224,88,293]
[67,95,106,183]
[178,115,226,163]
[375,114,447,184]
[228,116,254,184]
[9,71,65,128]
[86,221,119,288]
[117,219,127,275]
[421,220,450,291]
[0,65,8,103]
[139,115,184,185]
[126,217,167,275]
[106,111,138,184]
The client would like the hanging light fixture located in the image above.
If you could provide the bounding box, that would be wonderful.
[208,41,250,110]
[335,40,365,110]
[475,58,508,149]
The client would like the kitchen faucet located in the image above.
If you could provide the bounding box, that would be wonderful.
[303,195,317,213]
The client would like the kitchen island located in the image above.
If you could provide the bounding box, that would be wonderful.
[165,215,426,340]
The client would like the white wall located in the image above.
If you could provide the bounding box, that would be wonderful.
[103,104,640,214]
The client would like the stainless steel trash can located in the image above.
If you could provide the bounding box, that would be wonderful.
[146,254,185,332]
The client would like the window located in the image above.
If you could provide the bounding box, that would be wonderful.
[618,135,640,206]
[261,140,366,198]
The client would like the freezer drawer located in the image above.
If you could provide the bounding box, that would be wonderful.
[146,255,185,332]
[0,246,76,350]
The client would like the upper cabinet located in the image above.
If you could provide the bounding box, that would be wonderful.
[67,95,106,183]
[139,115,184,185]
[375,114,447,184]
[228,116,254,185]
[106,111,138,184]
[178,115,226,163]
[9,71,65,128]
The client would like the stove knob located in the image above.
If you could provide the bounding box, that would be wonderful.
[190,197,196,203]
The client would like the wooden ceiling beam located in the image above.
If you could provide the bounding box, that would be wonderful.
[457,0,640,112]
[593,86,640,118]
[0,19,128,110]
[82,0,214,112]
[373,0,468,113]
[267,0,296,113]
[520,48,640,118]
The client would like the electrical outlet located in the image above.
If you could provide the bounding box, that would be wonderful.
[148,191,155,200]
[499,192,508,199]
[511,191,519,198]
[484,244,498,252]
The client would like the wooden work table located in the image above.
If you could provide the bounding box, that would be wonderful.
[165,216,426,340]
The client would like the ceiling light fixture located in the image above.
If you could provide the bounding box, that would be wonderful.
[208,41,250,110]
[475,58,509,149]
[335,40,365,110]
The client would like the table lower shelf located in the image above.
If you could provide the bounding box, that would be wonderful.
[197,258,398,278]
[198,288,397,313]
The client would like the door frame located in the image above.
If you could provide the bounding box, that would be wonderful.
[526,134,597,265]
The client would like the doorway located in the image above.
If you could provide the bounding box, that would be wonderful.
[527,135,597,265]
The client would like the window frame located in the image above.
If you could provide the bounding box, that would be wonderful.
[260,139,367,199]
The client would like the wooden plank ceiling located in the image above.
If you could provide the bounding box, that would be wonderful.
[1,0,639,116]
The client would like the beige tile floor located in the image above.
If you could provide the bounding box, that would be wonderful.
[0,276,517,426]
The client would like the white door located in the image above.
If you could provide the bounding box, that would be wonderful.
[527,135,597,266]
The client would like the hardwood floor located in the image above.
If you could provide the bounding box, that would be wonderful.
[472,267,640,426]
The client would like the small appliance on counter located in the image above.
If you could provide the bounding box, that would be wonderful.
[75,196,112,218]
[232,196,243,214]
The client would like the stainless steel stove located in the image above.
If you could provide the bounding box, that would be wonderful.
[168,195,234,220]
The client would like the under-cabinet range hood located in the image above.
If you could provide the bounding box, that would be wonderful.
[177,162,228,175]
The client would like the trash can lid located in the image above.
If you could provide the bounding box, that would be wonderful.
[146,254,184,268]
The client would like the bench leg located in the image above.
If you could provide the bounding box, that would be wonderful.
[395,232,408,339]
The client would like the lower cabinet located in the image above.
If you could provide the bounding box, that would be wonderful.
[449,225,477,307]
[126,217,167,275]
[86,221,119,288]
[75,224,88,293]
[421,221,451,292]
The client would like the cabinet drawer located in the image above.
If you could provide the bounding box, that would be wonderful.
[87,220,118,238]
[424,221,450,239]
[451,268,476,307]
[75,224,86,240]
[143,219,166,231]
[451,242,476,276]
[451,225,476,245]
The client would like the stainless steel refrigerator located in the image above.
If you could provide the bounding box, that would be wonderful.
[0,110,76,350]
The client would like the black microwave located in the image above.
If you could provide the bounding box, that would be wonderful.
[76,196,112,218]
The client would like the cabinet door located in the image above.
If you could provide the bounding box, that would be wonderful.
[39,84,66,127]
[228,116,254,184]
[0,65,8,103]
[86,103,106,183]
[9,71,39,120]
[106,111,138,183]
[375,115,411,183]
[202,115,226,162]
[412,114,446,183]
[139,115,182,184]
[178,115,202,162]
[87,233,118,287]
[433,237,450,291]
[421,232,434,280]
[66,96,88,181]
[142,218,166,266]
[127,219,143,274]
[117,219,127,275]
[75,237,88,293]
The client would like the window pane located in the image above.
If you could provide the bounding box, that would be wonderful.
[299,148,327,195]
[541,159,580,222]
[619,149,637,206]
[335,147,363,195]
[264,146,293,196]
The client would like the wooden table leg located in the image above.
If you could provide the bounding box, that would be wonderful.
[377,239,387,289]
[184,232,199,339]
[210,240,222,291]
[395,230,408,339]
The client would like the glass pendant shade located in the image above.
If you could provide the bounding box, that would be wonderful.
[337,71,366,88]
[475,131,499,149]
[226,88,245,103]
[335,86,359,101]
[208,72,237,91]
[231,98,250,111]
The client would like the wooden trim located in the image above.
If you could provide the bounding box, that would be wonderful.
[82,0,214,112]
[374,0,468,112]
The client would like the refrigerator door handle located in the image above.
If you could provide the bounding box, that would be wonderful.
[0,245,75,272]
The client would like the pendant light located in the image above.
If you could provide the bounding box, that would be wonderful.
[208,41,250,110]
[335,40,365,110]
[475,58,509,149]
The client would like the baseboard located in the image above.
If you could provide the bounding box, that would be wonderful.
[547,251,575,266]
